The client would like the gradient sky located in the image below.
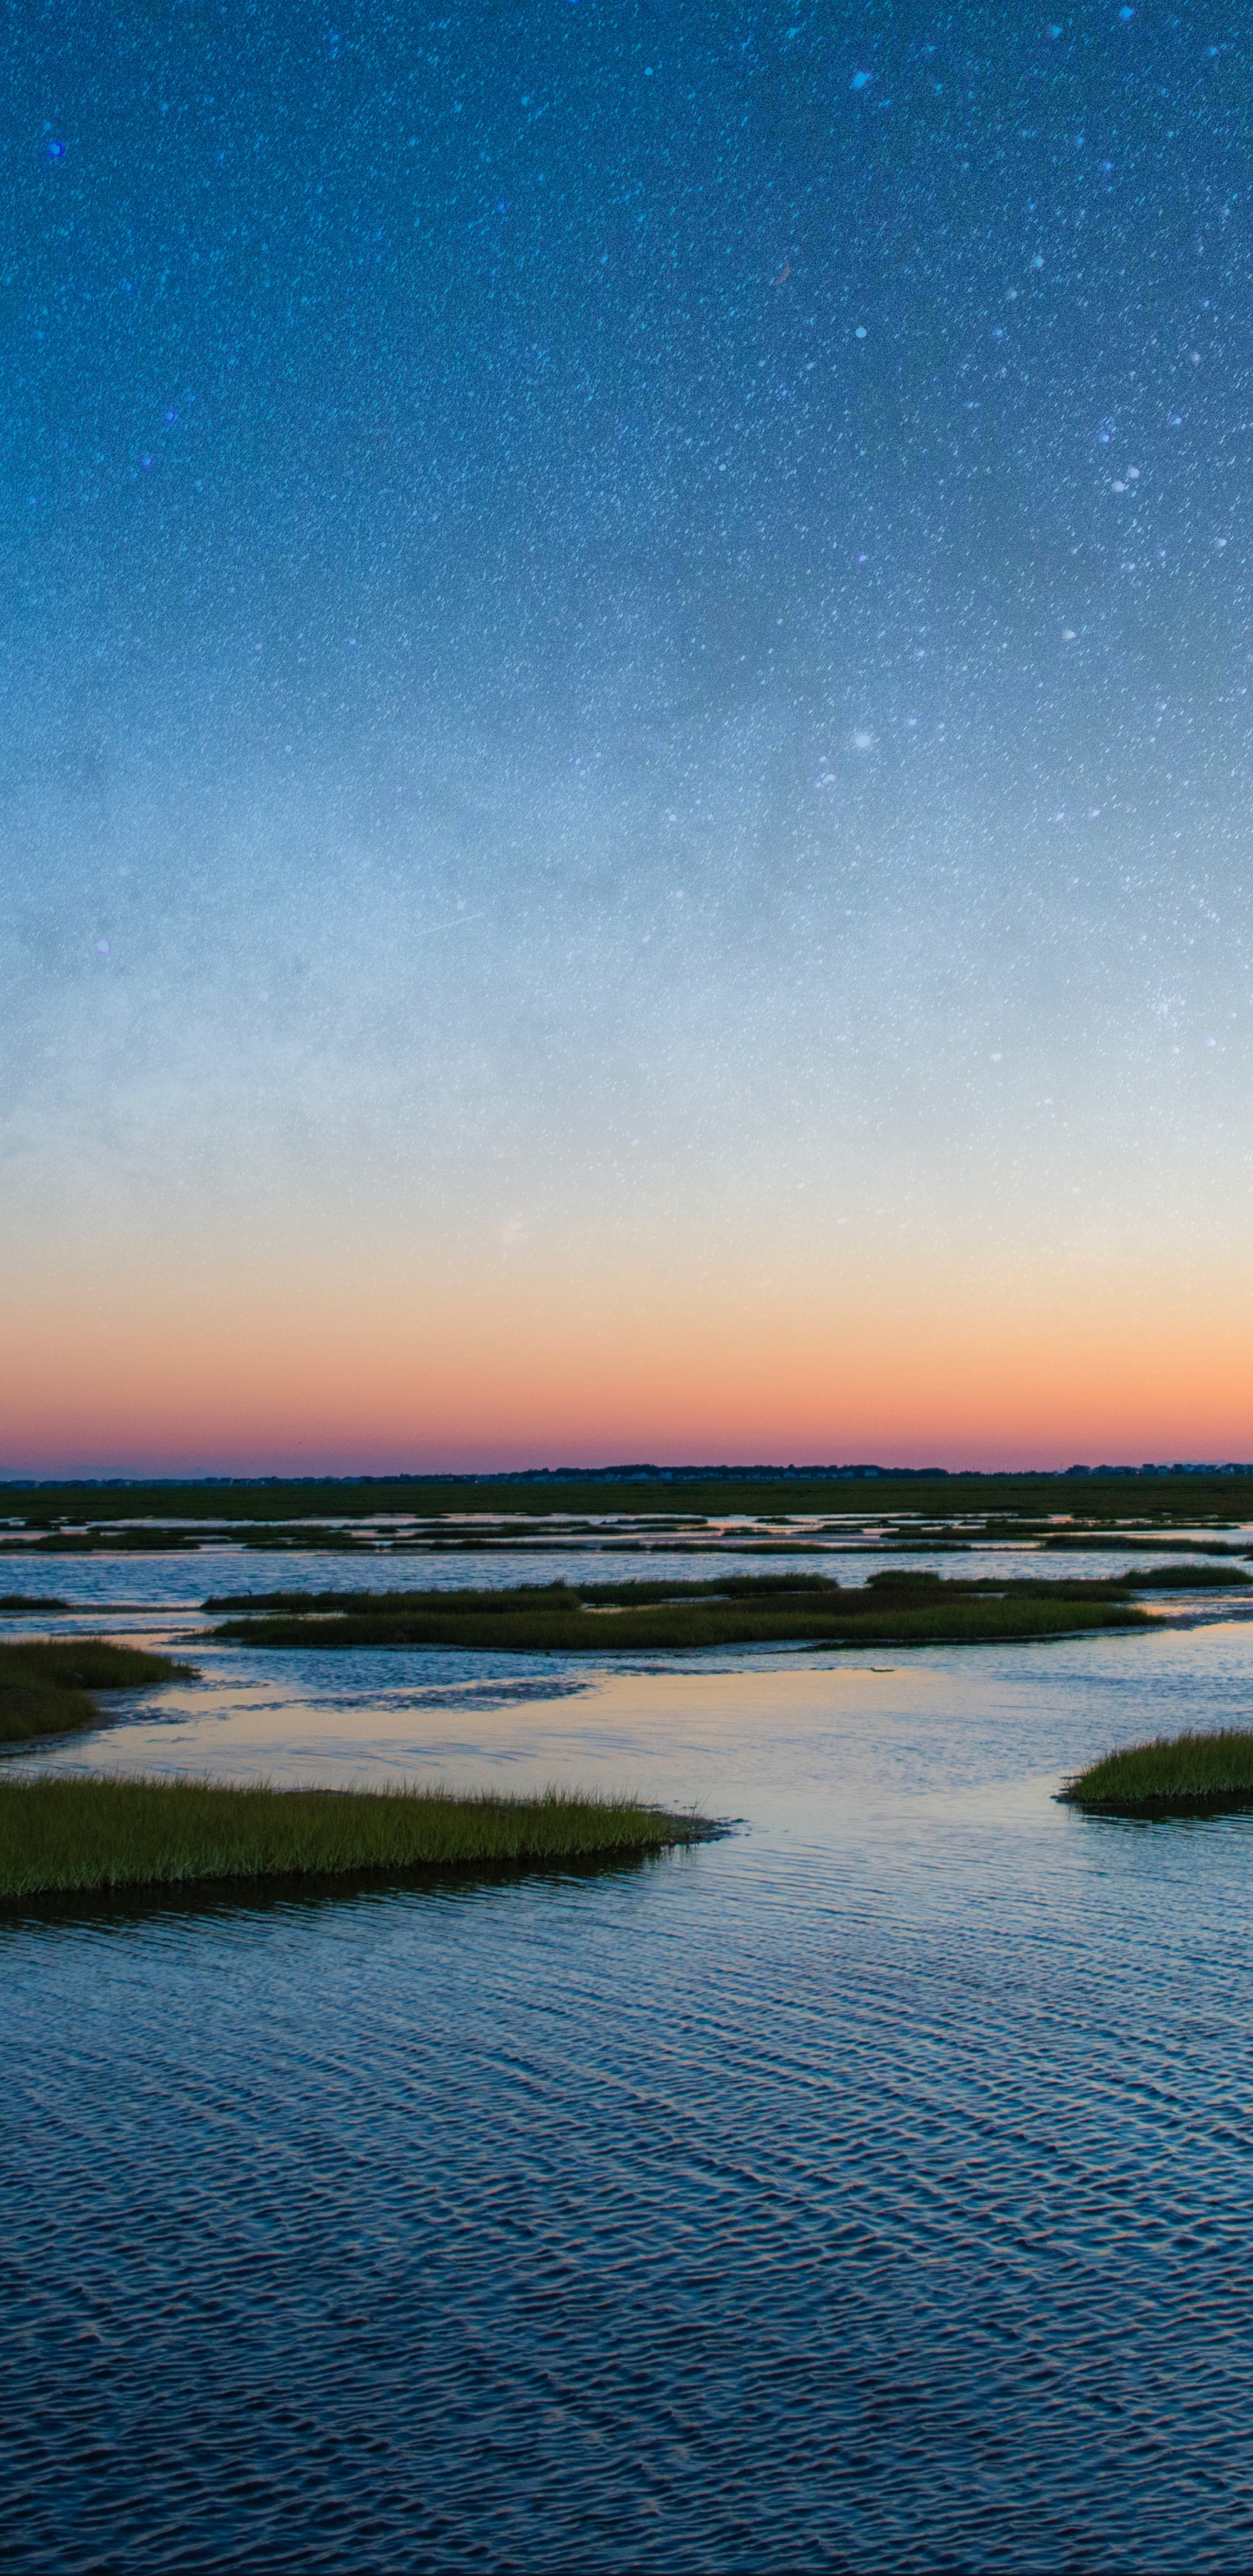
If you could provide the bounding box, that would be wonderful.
[3,2,1252,1472]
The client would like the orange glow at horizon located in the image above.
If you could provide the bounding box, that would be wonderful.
[5,1232,1253,1476]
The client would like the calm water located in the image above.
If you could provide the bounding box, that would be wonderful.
[6,1546,1253,2569]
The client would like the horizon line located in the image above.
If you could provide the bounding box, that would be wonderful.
[4,1459,1253,1489]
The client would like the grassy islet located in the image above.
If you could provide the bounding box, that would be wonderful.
[0,1774,709,1898]
[209,1569,1154,1654]
[1062,1728,1253,1818]
[0,1640,190,1747]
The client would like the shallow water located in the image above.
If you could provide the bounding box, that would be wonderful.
[7,1550,1253,2568]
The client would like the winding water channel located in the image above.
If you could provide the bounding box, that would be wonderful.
[5,1531,1253,2569]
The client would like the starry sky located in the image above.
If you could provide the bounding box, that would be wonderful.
[3,2,1252,1472]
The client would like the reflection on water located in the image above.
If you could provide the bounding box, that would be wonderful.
[7,1836,680,1937]
[3,1518,1250,1611]
[6,1552,1253,2567]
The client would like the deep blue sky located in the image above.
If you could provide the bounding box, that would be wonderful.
[4,3,1252,1466]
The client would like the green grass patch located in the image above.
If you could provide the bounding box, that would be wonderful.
[1062,1728,1253,1818]
[0,1774,710,1898]
[210,1570,1152,1654]
[0,1525,377,1554]
[3,1469,1253,1521]
[0,1527,204,1553]
[1042,1533,1252,1560]
[1115,1561,1252,1588]
[0,1640,191,1747]
[204,1573,842,1612]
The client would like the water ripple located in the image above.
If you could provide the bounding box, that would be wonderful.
[6,1607,1253,2565]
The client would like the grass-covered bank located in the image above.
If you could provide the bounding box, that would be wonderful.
[1062,1730,1253,1819]
[8,1468,1253,1522]
[0,1775,711,1898]
[211,1570,1155,1654]
[0,1640,190,1746]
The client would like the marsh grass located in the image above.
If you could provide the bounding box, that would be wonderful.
[0,1528,204,1553]
[0,1641,190,1746]
[204,1573,841,1612]
[9,1470,1253,1521]
[1062,1728,1253,1818]
[1042,1535,1253,1561]
[1115,1562,1252,1588]
[0,1525,374,1555]
[211,1571,1151,1654]
[0,1774,710,1898]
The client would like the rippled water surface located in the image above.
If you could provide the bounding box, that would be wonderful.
[7,1546,1253,2569]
